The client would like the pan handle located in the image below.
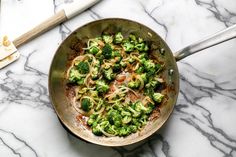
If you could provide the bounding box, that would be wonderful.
[174,24,236,61]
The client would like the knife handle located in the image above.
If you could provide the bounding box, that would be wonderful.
[13,0,101,48]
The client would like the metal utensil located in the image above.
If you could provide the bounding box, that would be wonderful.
[48,18,236,146]
[0,0,101,69]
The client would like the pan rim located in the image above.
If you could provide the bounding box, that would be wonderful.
[48,17,180,147]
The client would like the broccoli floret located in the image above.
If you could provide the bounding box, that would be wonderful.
[113,64,121,72]
[134,101,148,112]
[118,126,131,136]
[136,66,144,74]
[129,34,137,44]
[77,78,85,85]
[89,46,99,54]
[122,116,132,124]
[138,53,148,60]
[76,61,89,74]
[114,32,123,44]
[128,106,141,117]
[123,42,134,52]
[68,68,81,83]
[145,103,155,114]
[102,44,112,59]
[135,43,145,51]
[145,80,159,89]
[140,73,147,83]
[81,98,93,112]
[131,118,142,129]
[144,88,154,98]
[107,109,122,127]
[104,68,115,81]
[153,93,164,103]
[144,59,156,74]
[92,125,102,136]
[87,114,98,126]
[139,114,148,126]
[120,61,127,68]
[106,125,118,135]
[128,80,140,89]
[129,125,138,133]
[95,80,109,93]
[102,34,113,43]
[136,43,149,51]
[112,50,122,62]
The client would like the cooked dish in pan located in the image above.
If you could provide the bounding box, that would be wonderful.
[66,32,165,137]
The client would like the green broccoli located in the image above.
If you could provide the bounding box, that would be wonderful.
[68,68,81,83]
[128,106,141,118]
[139,114,148,126]
[76,61,89,74]
[95,80,109,93]
[136,66,144,74]
[123,42,134,52]
[122,116,132,124]
[152,93,164,103]
[102,44,112,59]
[135,43,145,51]
[140,73,147,83]
[106,125,118,135]
[102,34,113,43]
[89,46,99,54]
[128,80,140,89]
[145,103,155,114]
[92,125,102,136]
[120,61,127,68]
[134,101,148,112]
[129,34,137,44]
[104,68,115,80]
[107,109,122,127]
[144,59,156,74]
[87,114,98,126]
[81,98,93,112]
[112,50,122,62]
[144,88,154,98]
[145,80,159,89]
[114,32,123,44]
[138,53,148,59]
[77,78,85,85]
[129,125,138,133]
[118,126,131,136]
[113,64,121,72]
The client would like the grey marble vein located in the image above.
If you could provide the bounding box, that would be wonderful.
[176,62,236,156]
[139,2,168,40]
[0,129,38,157]
[112,134,172,157]
[89,9,102,20]
[194,0,236,27]
[53,0,72,40]
[0,50,51,109]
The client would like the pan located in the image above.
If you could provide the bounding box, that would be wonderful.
[48,18,236,146]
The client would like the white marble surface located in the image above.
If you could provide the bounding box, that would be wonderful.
[0,0,236,156]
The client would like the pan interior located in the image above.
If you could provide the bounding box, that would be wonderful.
[49,18,179,146]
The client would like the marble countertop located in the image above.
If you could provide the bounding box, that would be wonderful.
[0,0,236,156]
